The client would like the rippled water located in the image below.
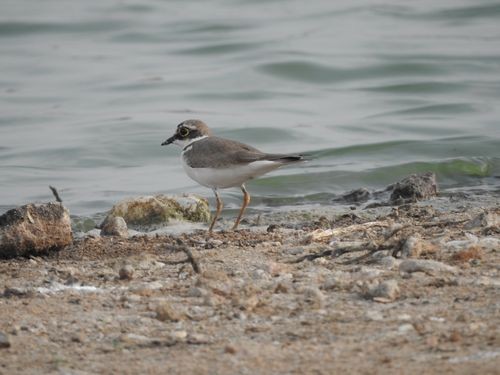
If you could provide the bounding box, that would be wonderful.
[1,0,499,217]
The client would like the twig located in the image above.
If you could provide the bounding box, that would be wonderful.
[163,244,201,273]
[49,185,62,203]
[182,247,201,274]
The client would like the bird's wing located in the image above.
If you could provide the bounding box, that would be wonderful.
[186,137,302,168]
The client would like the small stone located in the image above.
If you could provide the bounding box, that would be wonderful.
[129,282,162,296]
[119,265,135,280]
[0,332,11,348]
[377,256,398,270]
[426,336,439,348]
[401,236,422,258]
[398,323,415,333]
[399,259,457,275]
[100,216,128,237]
[224,345,237,354]
[366,279,400,302]
[365,310,384,321]
[155,302,183,322]
[172,330,187,340]
[3,286,32,298]
[71,333,86,343]
[389,172,438,204]
[465,211,499,230]
[187,333,211,345]
[300,287,325,309]
[207,238,223,247]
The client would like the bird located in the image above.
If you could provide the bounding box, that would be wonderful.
[161,119,303,232]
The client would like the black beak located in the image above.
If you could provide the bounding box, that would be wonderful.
[161,135,176,146]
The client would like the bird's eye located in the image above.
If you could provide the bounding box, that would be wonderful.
[179,127,190,137]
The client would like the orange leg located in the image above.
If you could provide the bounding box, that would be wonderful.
[232,184,250,230]
[208,189,223,233]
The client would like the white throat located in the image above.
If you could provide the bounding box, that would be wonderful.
[173,135,208,150]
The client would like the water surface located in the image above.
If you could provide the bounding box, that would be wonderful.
[1,0,499,218]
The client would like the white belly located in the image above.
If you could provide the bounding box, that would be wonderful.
[181,157,282,189]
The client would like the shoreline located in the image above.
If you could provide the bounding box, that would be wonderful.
[1,188,499,373]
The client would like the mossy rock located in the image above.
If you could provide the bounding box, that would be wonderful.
[104,194,210,231]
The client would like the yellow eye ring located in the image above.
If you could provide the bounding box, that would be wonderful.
[179,127,190,137]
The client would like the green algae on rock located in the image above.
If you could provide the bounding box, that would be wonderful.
[103,194,210,231]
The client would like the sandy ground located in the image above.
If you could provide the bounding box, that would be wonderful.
[1,196,499,375]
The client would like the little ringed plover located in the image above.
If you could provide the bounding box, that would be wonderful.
[162,119,303,232]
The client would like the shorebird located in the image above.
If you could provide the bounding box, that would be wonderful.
[162,119,303,232]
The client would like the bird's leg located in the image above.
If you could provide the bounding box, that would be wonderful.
[208,188,223,233]
[233,184,250,230]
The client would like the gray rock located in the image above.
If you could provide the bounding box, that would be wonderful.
[400,259,457,275]
[0,332,10,348]
[101,216,128,237]
[366,279,400,302]
[0,203,72,258]
[465,211,499,230]
[401,235,422,258]
[390,172,438,204]
[119,265,135,280]
[103,194,210,231]
[336,188,371,203]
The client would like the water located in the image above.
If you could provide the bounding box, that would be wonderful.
[1,0,499,218]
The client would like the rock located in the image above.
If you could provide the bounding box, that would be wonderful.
[389,172,438,204]
[129,281,163,296]
[366,280,400,302]
[119,333,175,347]
[3,286,33,298]
[336,188,371,203]
[0,203,72,258]
[0,332,10,348]
[401,235,422,258]
[399,259,457,275]
[364,310,384,321]
[187,333,212,345]
[100,216,128,237]
[299,287,325,309]
[377,256,398,270]
[155,302,183,322]
[103,194,210,230]
[465,211,499,230]
[119,265,135,280]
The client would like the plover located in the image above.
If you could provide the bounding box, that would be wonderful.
[162,119,303,232]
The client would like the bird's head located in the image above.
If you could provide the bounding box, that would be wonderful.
[161,119,212,148]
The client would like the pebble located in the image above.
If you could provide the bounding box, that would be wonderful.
[377,256,398,270]
[187,333,211,345]
[129,281,163,296]
[300,287,325,309]
[285,247,304,255]
[401,236,422,258]
[399,259,457,275]
[119,333,174,347]
[364,310,384,321]
[119,265,135,280]
[0,332,11,348]
[465,212,499,229]
[155,302,183,322]
[366,279,400,302]
[398,323,415,334]
[100,216,128,238]
[323,271,352,290]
